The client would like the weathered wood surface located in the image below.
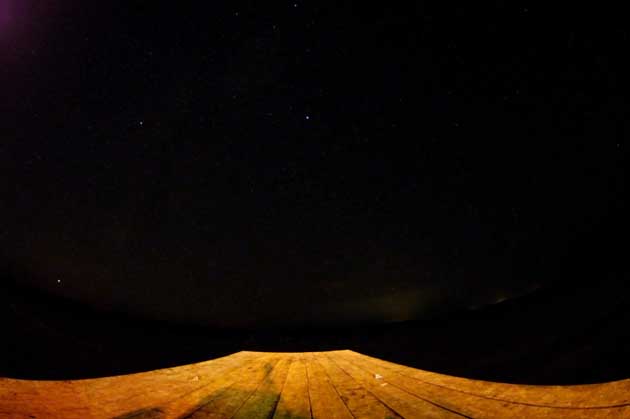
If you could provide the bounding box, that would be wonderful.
[1,350,629,418]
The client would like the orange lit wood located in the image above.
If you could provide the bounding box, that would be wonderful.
[1,350,629,418]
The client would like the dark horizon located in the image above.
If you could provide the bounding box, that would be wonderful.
[3,266,629,385]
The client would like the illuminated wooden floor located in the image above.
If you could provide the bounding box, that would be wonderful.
[1,350,629,418]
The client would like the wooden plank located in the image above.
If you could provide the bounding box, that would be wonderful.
[273,354,312,419]
[303,353,354,419]
[312,352,402,419]
[325,352,464,419]
[340,351,630,419]
[161,352,274,419]
[3,351,630,419]
[181,353,282,418]
[232,356,294,418]
[0,379,50,419]
[0,379,92,419]
[86,351,261,419]
[347,351,630,408]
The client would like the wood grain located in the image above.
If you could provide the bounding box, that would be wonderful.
[2,350,629,419]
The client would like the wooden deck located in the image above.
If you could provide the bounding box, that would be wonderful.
[1,350,629,418]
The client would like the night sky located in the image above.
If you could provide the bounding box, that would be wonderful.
[1,1,626,330]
